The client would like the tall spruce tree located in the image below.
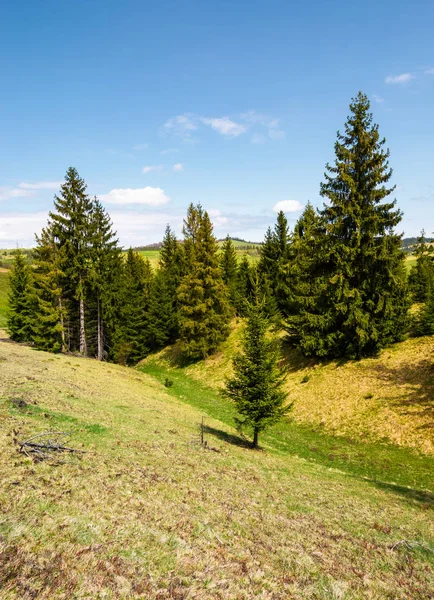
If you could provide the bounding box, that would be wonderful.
[223,288,291,448]
[50,167,94,355]
[154,224,185,344]
[258,211,291,316]
[285,202,326,343]
[87,198,123,360]
[114,249,153,365]
[296,92,409,358]
[178,205,230,359]
[7,249,34,342]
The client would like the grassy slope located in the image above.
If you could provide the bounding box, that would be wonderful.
[0,270,10,327]
[0,338,433,599]
[170,323,434,455]
[136,239,261,269]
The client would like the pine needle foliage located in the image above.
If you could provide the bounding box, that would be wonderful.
[178,204,230,360]
[223,290,291,448]
[408,230,434,303]
[295,92,409,358]
[7,249,34,342]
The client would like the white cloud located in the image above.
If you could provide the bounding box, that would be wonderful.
[142,165,163,174]
[272,200,304,213]
[18,181,61,190]
[251,133,266,144]
[425,68,434,75]
[372,94,384,103]
[162,114,198,139]
[0,211,49,247]
[101,186,170,206]
[241,110,284,140]
[200,117,247,137]
[133,143,149,150]
[208,208,229,226]
[173,163,184,172]
[385,73,414,84]
[0,181,61,201]
[268,129,285,140]
[161,148,179,155]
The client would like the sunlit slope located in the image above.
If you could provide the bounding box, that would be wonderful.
[0,336,433,598]
[153,322,434,455]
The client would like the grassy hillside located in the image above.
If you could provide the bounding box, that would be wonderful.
[136,238,261,269]
[0,270,10,327]
[143,325,434,456]
[1,334,433,598]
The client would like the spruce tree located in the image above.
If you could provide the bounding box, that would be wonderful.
[220,235,238,311]
[87,198,123,360]
[32,226,67,352]
[258,211,291,316]
[50,167,94,355]
[114,249,153,365]
[285,202,327,344]
[415,287,434,337]
[222,289,291,448]
[408,230,434,303]
[234,255,255,316]
[297,92,409,358]
[178,205,230,359]
[155,224,184,344]
[7,249,34,342]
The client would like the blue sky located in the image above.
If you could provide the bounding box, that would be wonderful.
[1,0,433,247]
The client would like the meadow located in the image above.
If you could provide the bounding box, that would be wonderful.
[0,333,433,599]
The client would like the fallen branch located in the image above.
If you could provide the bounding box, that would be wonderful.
[390,539,434,553]
[17,431,85,463]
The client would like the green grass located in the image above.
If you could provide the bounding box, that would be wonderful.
[0,270,10,327]
[1,336,433,598]
[139,361,434,494]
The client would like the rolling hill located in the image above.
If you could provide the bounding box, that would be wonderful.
[0,331,433,598]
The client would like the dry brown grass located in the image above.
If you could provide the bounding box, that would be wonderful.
[1,333,433,599]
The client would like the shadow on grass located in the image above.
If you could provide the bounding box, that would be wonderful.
[203,425,254,449]
[372,480,434,509]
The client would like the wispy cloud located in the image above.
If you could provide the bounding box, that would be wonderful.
[0,181,61,201]
[385,73,414,85]
[372,94,384,104]
[160,148,179,155]
[268,129,285,140]
[173,163,184,172]
[162,114,198,140]
[142,165,163,174]
[133,143,149,151]
[425,68,434,75]
[200,117,246,137]
[101,186,170,206]
[251,133,266,144]
[272,199,304,213]
[18,181,61,190]
[162,110,284,143]
[241,110,284,141]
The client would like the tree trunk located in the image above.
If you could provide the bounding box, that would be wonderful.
[252,428,259,449]
[97,298,103,361]
[79,297,87,356]
[59,297,66,353]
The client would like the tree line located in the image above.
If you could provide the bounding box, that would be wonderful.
[7,92,431,367]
